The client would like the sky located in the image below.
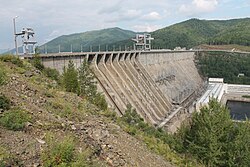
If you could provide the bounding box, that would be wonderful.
[0,0,249,53]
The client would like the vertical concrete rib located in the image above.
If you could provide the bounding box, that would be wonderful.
[118,52,165,119]
[106,52,157,124]
[112,52,161,122]
[133,53,173,109]
[90,53,126,115]
[97,53,132,111]
[123,52,167,117]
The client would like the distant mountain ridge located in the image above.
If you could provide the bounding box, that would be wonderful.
[151,18,250,49]
[40,27,136,53]
[39,18,250,53]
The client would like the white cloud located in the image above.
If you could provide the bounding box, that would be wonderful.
[179,0,218,15]
[133,24,163,32]
[98,0,123,14]
[125,10,142,18]
[193,0,218,11]
[107,9,142,22]
[142,12,161,21]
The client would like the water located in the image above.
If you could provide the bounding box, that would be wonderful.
[227,100,250,121]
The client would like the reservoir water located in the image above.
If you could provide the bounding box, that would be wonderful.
[227,100,250,121]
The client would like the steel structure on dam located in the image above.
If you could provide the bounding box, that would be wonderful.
[25,50,205,132]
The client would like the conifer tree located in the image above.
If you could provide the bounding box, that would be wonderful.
[184,99,233,166]
[178,99,250,166]
[78,59,97,100]
[62,60,79,93]
[78,59,107,110]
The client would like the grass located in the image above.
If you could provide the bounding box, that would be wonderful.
[42,134,98,167]
[0,55,24,68]
[0,94,11,111]
[0,108,31,131]
[45,93,92,122]
[0,145,23,167]
[42,135,75,166]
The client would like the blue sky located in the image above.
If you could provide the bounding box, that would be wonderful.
[0,0,249,53]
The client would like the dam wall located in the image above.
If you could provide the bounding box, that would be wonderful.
[27,50,204,132]
[139,51,204,105]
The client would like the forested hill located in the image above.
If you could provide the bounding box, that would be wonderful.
[38,18,250,53]
[152,18,250,49]
[39,27,136,53]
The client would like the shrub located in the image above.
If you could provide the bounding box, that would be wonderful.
[44,67,60,81]
[30,55,45,71]
[0,55,24,68]
[0,68,6,86]
[0,145,22,167]
[92,93,108,111]
[42,133,101,167]
[0,95,11,111]
[71,151,93,167]
[42,135,75,167]
[44,91,55,98]
[121,104,144,125]
[101,109,117,120]
[0,108,31,131]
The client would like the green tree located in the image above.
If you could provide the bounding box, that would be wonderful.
[183,99,233,166]
[226,121,250,166]
[78,59,97,99]
[62,60,79,93]
[78,59,107,110]
[177,99,250,166]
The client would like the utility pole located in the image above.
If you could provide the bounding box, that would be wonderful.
[13,16,18,56]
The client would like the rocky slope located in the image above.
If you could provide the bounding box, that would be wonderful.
[0,59,174,166]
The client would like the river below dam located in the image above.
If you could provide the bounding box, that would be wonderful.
[227,100,250,121]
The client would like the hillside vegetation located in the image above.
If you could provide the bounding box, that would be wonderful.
[196,51,250,84]
[152,18,250,49]
[37,18,250,53]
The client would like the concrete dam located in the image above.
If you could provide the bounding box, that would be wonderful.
[31,50,205,132]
